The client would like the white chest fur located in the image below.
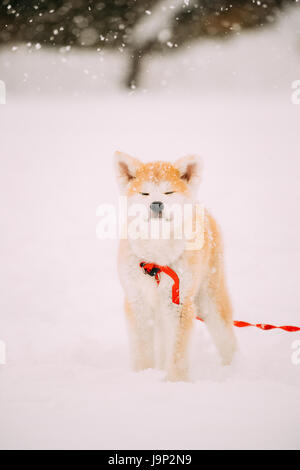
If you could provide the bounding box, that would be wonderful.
[119,241,193,312]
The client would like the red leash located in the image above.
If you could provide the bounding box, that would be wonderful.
[140,262,300,332]
[196,317,300,332]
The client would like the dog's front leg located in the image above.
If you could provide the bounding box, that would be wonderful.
[164,299,195,382]
[125,298,154,372]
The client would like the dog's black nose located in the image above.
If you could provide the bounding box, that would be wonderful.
[150,201,164,214]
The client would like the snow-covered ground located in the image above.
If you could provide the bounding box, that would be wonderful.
[0,9,300,450]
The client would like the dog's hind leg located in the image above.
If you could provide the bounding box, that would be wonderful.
[197,214,237,365]
[203,302,237,365]
[197,281,237,366]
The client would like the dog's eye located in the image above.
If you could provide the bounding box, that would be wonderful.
[140,192,150,196]
[164,191,175,195]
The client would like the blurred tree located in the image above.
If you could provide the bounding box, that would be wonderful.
[126,0,299,87]
[0,0,298,87]
[0,0,156,48]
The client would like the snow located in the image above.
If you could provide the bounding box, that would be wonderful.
[0,9,300,450]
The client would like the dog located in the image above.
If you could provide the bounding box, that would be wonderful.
[115,151,237,381]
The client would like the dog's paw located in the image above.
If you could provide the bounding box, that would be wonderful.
[220,343,237,366]
[165,367,189,383]
[133,357,155,372]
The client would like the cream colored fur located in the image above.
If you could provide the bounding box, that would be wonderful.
[115,151,237,382]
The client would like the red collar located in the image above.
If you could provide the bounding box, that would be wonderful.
[139,262,180,305]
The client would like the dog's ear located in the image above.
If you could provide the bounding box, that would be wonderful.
[174,155,203,190]
[114,151,141,191]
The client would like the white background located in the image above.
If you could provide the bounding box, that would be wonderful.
[0,7,300,450]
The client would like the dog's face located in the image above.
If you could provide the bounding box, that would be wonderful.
[115,151,202,223]
[114,152,203,263]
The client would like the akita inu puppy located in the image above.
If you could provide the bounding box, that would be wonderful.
[115,151,237,382]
